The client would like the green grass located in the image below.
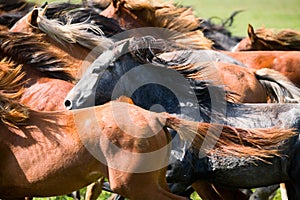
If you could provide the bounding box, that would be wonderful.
[174,0,300,36]
[26,0,295,199]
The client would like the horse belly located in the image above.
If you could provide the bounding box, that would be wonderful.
[207,155,290,188]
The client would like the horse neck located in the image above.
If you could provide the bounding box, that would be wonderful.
[19,63,74,111]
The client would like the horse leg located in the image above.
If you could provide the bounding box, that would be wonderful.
[192,180,248,200]
[286,182,300,200]
[85,178,104,200]
[108,168,187,200]
[280,183,288,200]
[249,185,279,200]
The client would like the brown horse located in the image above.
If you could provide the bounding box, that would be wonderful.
[1,63,291,200]
[225,50,300,87]
[232,24,300,51]
[0,31,76,111]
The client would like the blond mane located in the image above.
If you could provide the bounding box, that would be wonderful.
[0,59,29,126]
[114,0,213,49]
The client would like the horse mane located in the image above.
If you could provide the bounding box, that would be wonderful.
[0,0,33,13]
[0,59,29,126]
[0,31,75,82]
[44,2,123,37]
[112,0,213,49]
[255,68,300,103]
[254,26,300,50]
[34,6,114,55]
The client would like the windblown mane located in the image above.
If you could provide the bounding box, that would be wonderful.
[254,26,300,50]
[44,2,123,37]
[0,59,29,126]
[111,0,213,49]
[33,6,114,55]
[0,32,75,82]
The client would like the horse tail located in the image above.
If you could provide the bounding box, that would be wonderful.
[161,113,296,160]
[255,68,300,103]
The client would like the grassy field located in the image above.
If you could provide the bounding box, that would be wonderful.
[174,0,300,36]
[26,0,295,199]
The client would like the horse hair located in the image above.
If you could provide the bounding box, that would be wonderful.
[252,26,300,50]
[44,2,123,37]
[0,31,74,82]
[0,59,29,126]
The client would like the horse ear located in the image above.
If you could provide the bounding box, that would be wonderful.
[247,24,257,42]
[30,8,39,27]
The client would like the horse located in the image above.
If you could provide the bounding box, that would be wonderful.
[0,31,76,111]
[0,62,286,200]
[64,37,300,199]
[232,24,300,51]
[225,50,300,87]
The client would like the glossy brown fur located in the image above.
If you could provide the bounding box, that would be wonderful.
[225,51,300,87]
[0,32,76,111]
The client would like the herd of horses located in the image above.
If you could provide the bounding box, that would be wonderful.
[1,0,300,200]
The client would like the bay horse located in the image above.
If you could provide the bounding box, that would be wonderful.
[0,62,287,200]
[232,24,300,51]
[64,37,300,199]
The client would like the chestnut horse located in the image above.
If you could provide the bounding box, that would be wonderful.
[225,50,300,87]
[232,24,300,51]
[0,63,288,200]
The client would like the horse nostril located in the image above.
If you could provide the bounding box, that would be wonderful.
[64,100,72,110]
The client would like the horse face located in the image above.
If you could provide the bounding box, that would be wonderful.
[64,51,121,110]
